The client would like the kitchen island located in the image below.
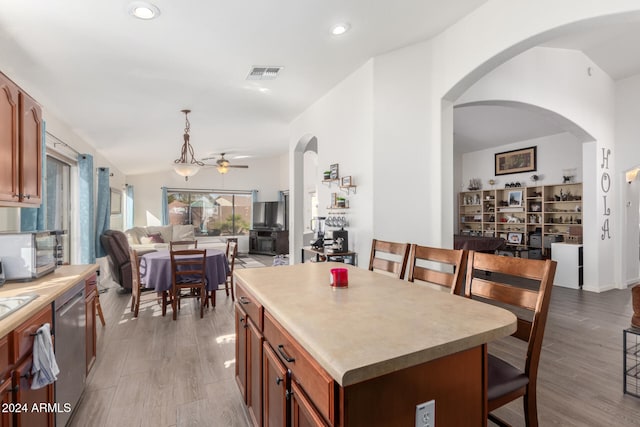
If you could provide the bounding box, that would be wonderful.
[234,262,516,426]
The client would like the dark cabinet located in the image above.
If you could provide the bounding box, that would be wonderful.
[13,355,54,427]
[263,342,288,427]
[249,230,289,255]
[235,305,248,402]
[10,306,54,427]
[235,283,264,427]
[0,72,42,206]
[0,377,13,427]
[290,381,328,427]
[85,274,98,374]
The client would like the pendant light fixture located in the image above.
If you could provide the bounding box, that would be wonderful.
[173,109,203,181]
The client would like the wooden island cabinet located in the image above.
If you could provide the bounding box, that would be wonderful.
[234,263,517,427]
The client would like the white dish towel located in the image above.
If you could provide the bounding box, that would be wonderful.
[31,322,59,389]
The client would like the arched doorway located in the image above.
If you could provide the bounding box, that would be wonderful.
[291,135,318,263]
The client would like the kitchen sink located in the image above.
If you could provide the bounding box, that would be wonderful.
[0,294,39,321]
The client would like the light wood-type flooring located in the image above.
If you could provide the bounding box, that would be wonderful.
[70,260,640,427]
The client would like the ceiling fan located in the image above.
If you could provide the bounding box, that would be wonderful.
[202,153,249,174]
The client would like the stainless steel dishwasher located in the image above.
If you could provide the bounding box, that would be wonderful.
[54,281,86,427]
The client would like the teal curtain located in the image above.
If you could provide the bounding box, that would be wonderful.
[78,154,95,264]
[125,184,134,229]
[20,120,47,231]
[161,186,168,225]
[95,168,110,258]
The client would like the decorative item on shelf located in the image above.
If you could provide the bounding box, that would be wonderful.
[530,174,540,183]
[505,182,522,188]
[488,179,496,188]
[326,216,347,228]
[323,170,331,180]
[173,109,204,181]
[529,202,542,212]
[467,178,482,190]
[330,163,339,180]
[331,192,337,206]
[562,168,577,183]
[507,232,523,244]
[507,190,523,207]
[336,196,346,208]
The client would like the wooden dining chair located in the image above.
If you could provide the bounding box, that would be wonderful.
[210,239,238,307]
[407,245,467,294]
[168,249,208,320]
[128,247,157,317]
[169,240,198,251]
[463,251,556,427]
[368,239,411,279]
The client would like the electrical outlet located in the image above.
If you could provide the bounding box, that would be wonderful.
[415,400,435,427]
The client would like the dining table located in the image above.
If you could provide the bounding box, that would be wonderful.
[139,248,229,292]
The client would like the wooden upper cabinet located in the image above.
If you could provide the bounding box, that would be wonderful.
[0,72,42,207]
[18,92,42,204]
[0,74,19,203]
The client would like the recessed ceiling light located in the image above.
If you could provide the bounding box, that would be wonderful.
[331,23,351,36]
[128,2,160,20]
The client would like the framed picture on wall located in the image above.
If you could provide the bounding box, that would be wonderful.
[495,146,537,175]
[110,188,122,214]
[330,163,339,179]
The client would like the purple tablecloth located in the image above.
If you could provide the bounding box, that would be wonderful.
[139,249,229,292]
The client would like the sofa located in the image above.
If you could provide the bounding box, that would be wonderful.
[124,224,232,252]
[125,224,196,250]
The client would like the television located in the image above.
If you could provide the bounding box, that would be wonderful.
[252,201,287,230]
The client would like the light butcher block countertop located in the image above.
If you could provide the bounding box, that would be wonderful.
[0,264,99,336]
[235,262,517,386]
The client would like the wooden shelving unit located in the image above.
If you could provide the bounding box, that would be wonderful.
[458,182,582,256]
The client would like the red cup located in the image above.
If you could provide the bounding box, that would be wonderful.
[330,268,348,287]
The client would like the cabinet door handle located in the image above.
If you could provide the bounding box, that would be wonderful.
[25,194,31,199]
[277,344,295,363]
[276,377,283,385]
[239,296,250,305]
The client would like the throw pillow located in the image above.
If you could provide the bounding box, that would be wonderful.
[140,236,153,245]
[148,232,165,243]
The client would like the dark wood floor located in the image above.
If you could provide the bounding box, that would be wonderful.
[71,260,640,426]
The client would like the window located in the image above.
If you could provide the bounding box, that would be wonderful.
[46,155,72,264]
[166,190,252,237]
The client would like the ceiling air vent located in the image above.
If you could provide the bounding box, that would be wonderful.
[246,66,283,80]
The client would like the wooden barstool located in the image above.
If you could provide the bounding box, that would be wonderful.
[95,292,105,326]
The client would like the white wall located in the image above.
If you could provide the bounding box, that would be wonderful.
[372,40,443,247]
[289,62,374,265]
[460,132,583,191]
[126,154,286,228]
[615,74,640,285]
